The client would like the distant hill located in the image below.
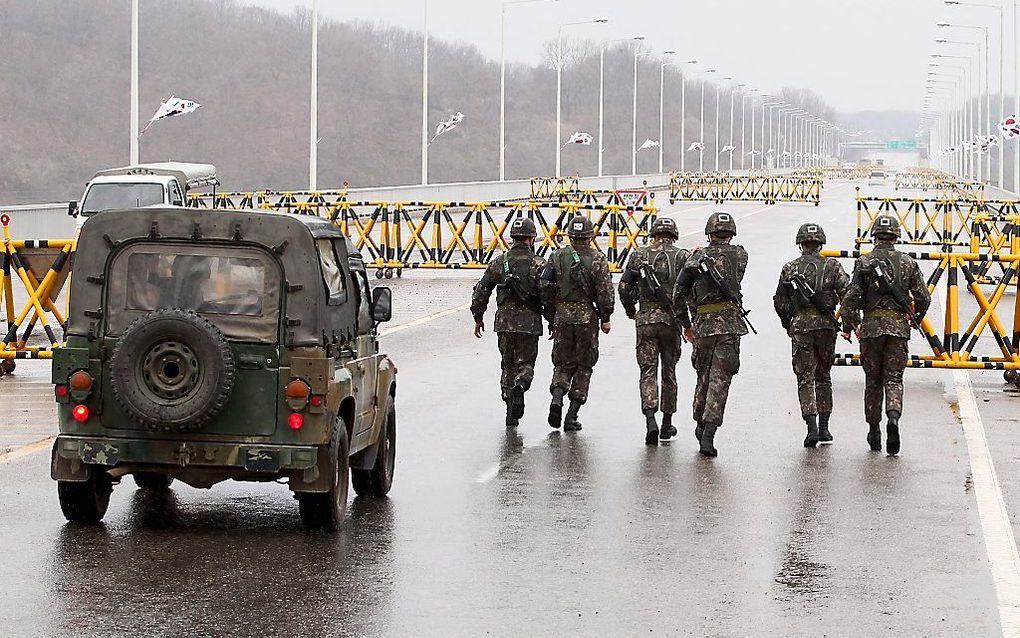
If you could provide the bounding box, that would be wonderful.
[0,0,839,204]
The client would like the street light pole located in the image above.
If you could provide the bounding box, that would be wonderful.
[680,60,697,174]
[632,48,651,175]
[741,89,755,172]
[421,0,429,185]
[713,76,725,171]
[309,0,318,191]
[130,0,139,165]
[557,17,609,178]
[728,80,741,173]
[658,51,677,173]
[599,36,645,178]
[699,69,716,172]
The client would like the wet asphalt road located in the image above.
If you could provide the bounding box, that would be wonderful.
[1,181,1016,636]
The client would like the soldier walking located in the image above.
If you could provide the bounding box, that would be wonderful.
[773,223,850,448]
[673,212,750,458]
[541,215,615,432]
[618,217,691,445]
[840,215,931,456]
[471,218,552,428]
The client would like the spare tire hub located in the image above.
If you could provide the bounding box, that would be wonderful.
[142,341,200,401]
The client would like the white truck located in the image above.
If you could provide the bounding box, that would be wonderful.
[68,162,218,226]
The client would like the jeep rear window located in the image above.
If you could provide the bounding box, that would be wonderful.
[316,239,347,305]
[125,253,266,316]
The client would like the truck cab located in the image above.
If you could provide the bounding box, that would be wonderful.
[68,163,218,228]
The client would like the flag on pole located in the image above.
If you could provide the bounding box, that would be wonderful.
[1001,115,1020,139]
[765,149,774,158]
[564,131,594,147]
[720,145,736,154]
[746,150,761,157]
[639,139,661,150]
[780,150,792,158]
[687,142,705,152]
[140,95,201,135]
[430,111,465,144]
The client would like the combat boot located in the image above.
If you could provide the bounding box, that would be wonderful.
[563,400,583,431]
[867,422,882,451]
[505,402,519,429]
[695,421,705,443]
[548,388,565,429]
[644,410,659,446]
[818,413,833,444]
[660,413,678,441]
[886,410,901,456]
[509,384,526,420]
[699,423,718,458]
[803,414,819,448]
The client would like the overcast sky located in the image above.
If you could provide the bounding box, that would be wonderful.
[244,0,1000,113]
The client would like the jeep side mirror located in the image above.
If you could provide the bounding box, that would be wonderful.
[371,286,392,323]
[67,201,78,217]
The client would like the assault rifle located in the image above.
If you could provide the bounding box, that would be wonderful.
[639,262,688,342]
[869,260,925,330]
[500,257,544,315]
[696,258,757,334]
[788,271,851,342]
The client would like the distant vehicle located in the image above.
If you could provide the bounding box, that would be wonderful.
[51,206,397,531]
[868,170,887,186]
[67,162,219,228]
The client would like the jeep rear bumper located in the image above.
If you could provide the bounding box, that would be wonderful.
[51,435,319,481]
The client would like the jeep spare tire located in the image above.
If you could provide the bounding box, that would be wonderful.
[110,309,236,432]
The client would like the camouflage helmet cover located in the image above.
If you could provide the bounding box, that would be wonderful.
[705,211,737,237]
[648,217,679,240]
[871,215,901,239]
[796,222,826,245]
[566,215,595,239]
[509,217,538,238]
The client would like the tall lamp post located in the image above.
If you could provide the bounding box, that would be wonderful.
[945,1,1006,189]
[680,60,697,173]
[938,22,991,183]
[699,68,717,172]
[932,53,977,179]
[421,0,429,185]
[557,17,609,177]
[658,51,677,173]
[742,88,756,171]
[728,80,742,172]
[599,36,645,177]
[500,0,558,182]
[631,48,653,175]
[309,0,318,190]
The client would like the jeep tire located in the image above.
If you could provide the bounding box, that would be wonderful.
[133,472,174,491]
[298,417,350,532]
[352,400,396,498]
[110,309,236,432]
[57,470,113,524]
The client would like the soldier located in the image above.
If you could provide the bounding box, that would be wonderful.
[618,217,691,445]
[541,215,615,432]
[471,218,552,428]
[773,223,850,448]
[673,212,750,458]
[840,215,931,456]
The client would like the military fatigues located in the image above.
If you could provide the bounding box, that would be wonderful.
[471,243,550,417]
[619,238,690,416]
[774,251,849,419]
[841,236,931,453]
[674,239,749,438]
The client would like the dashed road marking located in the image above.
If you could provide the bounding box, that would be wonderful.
[0,436,55,464]
[380,303,471,337]
[953,370,1020,633]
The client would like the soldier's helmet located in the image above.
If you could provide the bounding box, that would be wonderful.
[509,217,538,239]
[705,211,737,237]
[649,217,679,240]
[871,215,901,240]
[566,215,595,239]
[796,222,826,245]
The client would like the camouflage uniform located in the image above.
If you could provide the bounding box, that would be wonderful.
[471,219,551,427]
[618,217,691,444]
[773,223,849,447]
[541,216,615,431]
[841,215,931,455]
[673,212,748,457]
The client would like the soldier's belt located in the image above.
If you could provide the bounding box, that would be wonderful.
[640,301,663,309]
[865,309,906,319]
[696,302,738,314]
[796,307,822,316]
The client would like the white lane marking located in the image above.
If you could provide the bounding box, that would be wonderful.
[380,303,471,337]
[953,370,1020,633]
[0,435,55,464]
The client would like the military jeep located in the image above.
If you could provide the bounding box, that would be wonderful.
[51,207,397,531]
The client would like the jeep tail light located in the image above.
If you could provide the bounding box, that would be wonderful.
[71,404,90,423]
[288,412,304,430]
[69,370,93,391]
[55,385,69,397]
[285,379,311,411]
[310,395,323,407]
